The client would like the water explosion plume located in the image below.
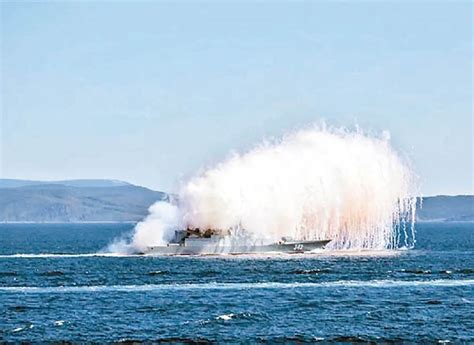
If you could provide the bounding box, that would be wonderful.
[128,126,417,252]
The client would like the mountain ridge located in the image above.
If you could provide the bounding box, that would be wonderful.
[0,179,472,223]
[416,195,473,222]
[0,179,167,222]
[0,179,132,189]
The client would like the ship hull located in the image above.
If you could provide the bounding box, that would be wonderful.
[143,239,331,255]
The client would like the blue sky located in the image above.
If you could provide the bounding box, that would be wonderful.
[1,2,472,195]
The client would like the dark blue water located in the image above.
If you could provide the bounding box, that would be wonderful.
[0,222,473,343]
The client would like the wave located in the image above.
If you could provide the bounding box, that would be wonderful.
[398,268,474,275]
[0,249,405,259]
[292,268,332,275]
[1,279,473,293]
[0,253,138,259]
[11,324,34,333]
[215,313,235,321]
[113,336,461,343]
[211,312,262,322]
[39,271,65,276]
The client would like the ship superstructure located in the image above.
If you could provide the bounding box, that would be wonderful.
[142,228,331,255]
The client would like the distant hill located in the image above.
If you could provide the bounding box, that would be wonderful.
[0,179,472,222]
[0,179,131,189]
[0,179,168,222]
[416,195,474,222]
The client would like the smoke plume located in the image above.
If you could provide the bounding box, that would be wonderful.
[128,125,417,252]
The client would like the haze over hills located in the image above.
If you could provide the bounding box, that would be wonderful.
[0,179,472,223]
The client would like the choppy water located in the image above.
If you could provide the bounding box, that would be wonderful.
[0,222,473,343]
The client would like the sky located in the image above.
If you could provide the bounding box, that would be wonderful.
[1,1,472,196]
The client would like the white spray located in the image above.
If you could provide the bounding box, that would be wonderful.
[126,125,417,252]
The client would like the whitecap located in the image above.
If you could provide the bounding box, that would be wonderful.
[0,279,473,294]
[11,324,33,333]
[216,313,234,321]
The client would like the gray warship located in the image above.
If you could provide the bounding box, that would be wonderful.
[142,228,331,255]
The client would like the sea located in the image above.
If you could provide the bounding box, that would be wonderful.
[0,222,472,343]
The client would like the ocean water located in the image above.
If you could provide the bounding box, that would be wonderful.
[0,222,472,343]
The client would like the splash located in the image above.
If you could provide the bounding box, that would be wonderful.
[124,125,417,252]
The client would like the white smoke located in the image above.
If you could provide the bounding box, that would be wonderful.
[127,125,417,252]
[132,202,181,248]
